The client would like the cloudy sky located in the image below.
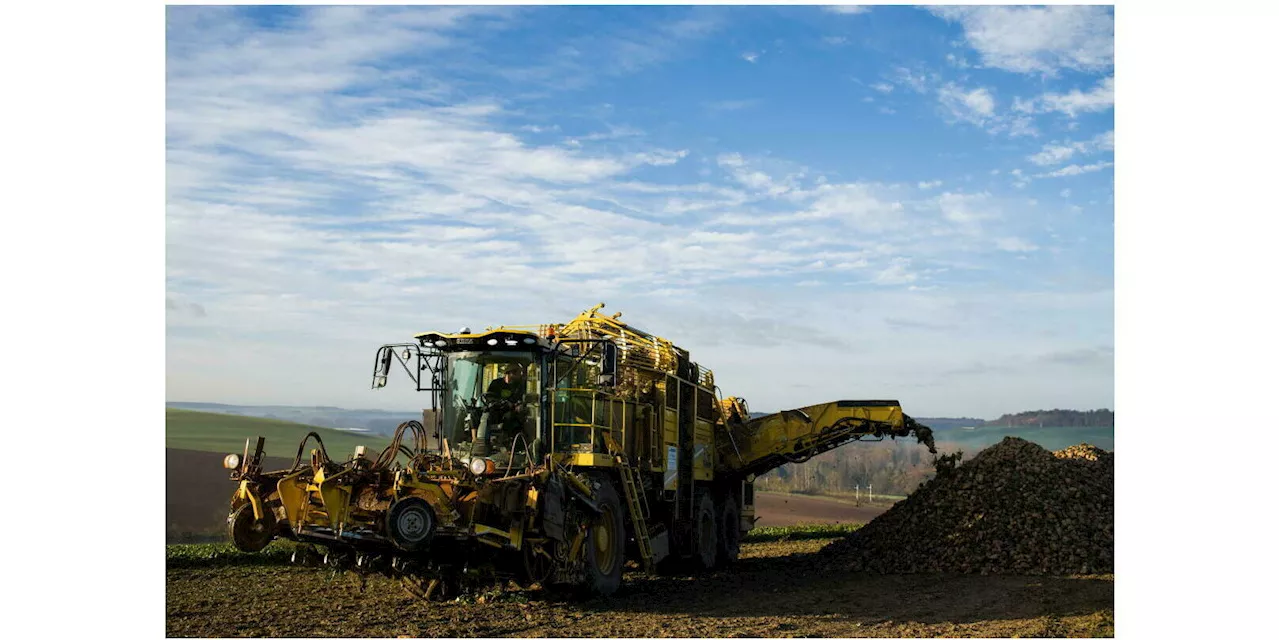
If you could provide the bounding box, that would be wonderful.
[165,5,1114,418]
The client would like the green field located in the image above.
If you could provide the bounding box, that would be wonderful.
[166,408,392,459]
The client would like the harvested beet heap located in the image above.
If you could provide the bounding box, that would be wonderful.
[823,437,1113,575]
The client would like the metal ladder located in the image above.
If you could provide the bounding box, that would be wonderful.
[604,434,656,572]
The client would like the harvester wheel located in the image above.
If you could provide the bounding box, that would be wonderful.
[717,498,741,566]
[693,492,718,570]
[227,503,275,553]
[387,498,435,551]
[581,476,624,596]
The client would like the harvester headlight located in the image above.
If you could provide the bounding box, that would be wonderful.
[434,340,447,347]
[469,457,494,476]
[223,453,241,470]
[487,338,499,346]
[522,337,536,345]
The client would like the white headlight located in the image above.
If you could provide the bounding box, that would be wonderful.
[434,340,447,347]
[223,453,241,470]
[469,457,489,475]
[486,338,498,346]
[523,337,536,344]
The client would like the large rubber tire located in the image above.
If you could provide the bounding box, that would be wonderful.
[581,476,625,596]
[693,492,718,570]
[717,498,741,566]
[386,498,435,551]
[228,502,275,553]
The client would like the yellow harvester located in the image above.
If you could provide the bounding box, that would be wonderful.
[223,303,936,598]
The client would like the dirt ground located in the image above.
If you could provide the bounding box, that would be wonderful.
[166,534,1113,637]
[753,491,889,527]
[168,449,887,540]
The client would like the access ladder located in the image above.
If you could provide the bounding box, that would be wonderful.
[604,434,659,572]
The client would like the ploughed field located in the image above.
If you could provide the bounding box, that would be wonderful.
[166,530,1113,638]
[167,438,1113,636]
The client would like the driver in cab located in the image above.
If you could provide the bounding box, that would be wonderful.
[486,363,527,443]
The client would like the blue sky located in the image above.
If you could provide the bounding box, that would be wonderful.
[165,5,1114,418]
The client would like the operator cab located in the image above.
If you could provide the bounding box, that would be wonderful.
[414,330,550,471]
[374,326,620,474]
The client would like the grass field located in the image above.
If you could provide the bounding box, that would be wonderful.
[166,408,392,460]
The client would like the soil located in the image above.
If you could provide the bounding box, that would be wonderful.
[753,492,889,527]
[166,535,1113,637]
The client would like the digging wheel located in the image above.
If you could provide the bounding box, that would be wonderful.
[717,497,741,566]
[581,474,625,596]
[227,502,275,553]
[693,491,718,570]
[386,498,434,551]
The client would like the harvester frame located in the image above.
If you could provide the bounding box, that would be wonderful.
[223,303,935,599]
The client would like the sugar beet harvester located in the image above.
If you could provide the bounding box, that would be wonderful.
[223,303,936,598]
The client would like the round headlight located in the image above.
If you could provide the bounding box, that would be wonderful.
[486,338,498,346]
[469,457,489,476]
[434,340,447,347]
[223,453,241,470]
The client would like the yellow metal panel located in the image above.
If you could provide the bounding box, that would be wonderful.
[663,408,677,445]
[554,452,614,467]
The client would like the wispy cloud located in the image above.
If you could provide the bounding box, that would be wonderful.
[166,6,1112,416]
[931,6,1114,75]
[1028,130,1114,166]
[1016,76,1115,118]
[741,51,760,63]
[824,6,870,15]
[1036,161,1114,179]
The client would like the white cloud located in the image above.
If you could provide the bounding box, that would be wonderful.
[892,66,933,93]
[824,6,869,15]
[165,7,1113,416]
[741,51,759,63]
[931,6,1114,75]
[1027,130,1114,166]
[822,36,848,46]
[937,83,996,125]
[996,237,1038,252]
[871,82,894,94]
[918,180,942,190]
[1037,162,1113,178]
[1017,76,1114,118]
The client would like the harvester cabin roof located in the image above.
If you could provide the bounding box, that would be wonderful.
[415,328,546,350]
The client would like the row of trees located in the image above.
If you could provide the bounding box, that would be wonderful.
[755,438,965,498]
[985,408,1114,427]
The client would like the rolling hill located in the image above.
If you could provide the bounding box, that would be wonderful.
[166,408,393,460]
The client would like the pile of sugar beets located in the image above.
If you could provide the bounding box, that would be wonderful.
[824,437,1113,575]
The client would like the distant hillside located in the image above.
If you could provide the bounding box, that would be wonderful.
[914,417,986,430]
[985,408,1114,428]
[166,402,422,437]
[166,408,392,460]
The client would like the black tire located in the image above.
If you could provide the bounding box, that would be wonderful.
[386,498,435,551]
[227,502,275,553]
[581,475,625,596]
[717,498,741,566]
[693,491,718,570]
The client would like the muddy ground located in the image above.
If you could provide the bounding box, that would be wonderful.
[167,533,1113,638]
[167,449,887,539]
